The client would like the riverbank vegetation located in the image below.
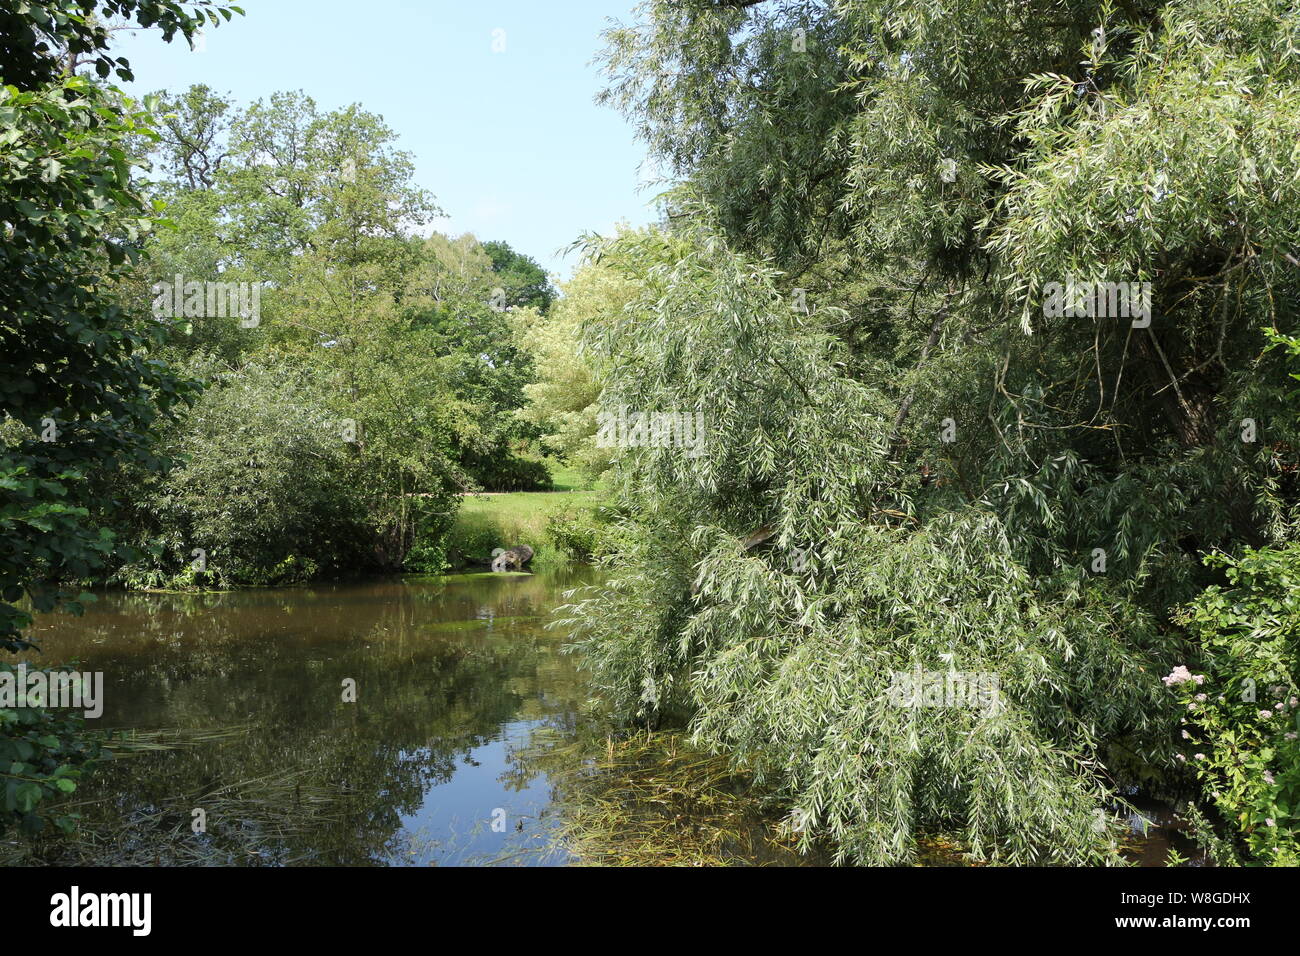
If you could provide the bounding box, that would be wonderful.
[4,0,1300,867]
[0,1,575,833]
[446,486,610,570]
[547,0,1300,866]
[105,83,570,587]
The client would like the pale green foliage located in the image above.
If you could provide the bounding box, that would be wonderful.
[561,226,1180,863]
[516,252,637,478]
[408,233,495,304]
[579,0,1300,863]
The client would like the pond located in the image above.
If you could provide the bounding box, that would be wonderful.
[11,568,1196,866]
[17,569,598,866]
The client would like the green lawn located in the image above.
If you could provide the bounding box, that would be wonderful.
[544,459,605,493]
[446,483,605,569]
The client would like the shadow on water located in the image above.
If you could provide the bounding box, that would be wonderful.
[1119,798,1209,867]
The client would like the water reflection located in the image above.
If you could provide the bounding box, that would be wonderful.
[1120,799,1208,867]
[19,569,595,866]
[14,567,1193,867]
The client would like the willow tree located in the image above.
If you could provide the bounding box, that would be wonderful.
[567,0,1300,862]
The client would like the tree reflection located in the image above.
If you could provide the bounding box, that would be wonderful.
[19,571,593,865]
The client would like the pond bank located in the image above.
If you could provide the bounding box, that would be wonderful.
[5,567,1200,867]
[445,489,607,570]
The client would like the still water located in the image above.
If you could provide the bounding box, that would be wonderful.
[16,567,1192,866]
[21,569,596,866]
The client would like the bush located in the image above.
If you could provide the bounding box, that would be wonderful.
[443,492,606,569]
[545,505,607,562]
[120,359,373,587]
[404,507,455,574]
[443,513,497,569]
[1168,546,1300,865]
[461,449,553,492]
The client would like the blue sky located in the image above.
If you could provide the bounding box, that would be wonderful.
[112,0,661,278]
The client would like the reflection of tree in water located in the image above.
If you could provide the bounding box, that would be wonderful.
[20,572,592,865]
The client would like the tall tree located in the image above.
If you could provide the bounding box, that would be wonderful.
[482,239,556,313]
[0,0,239,833]
[571,0,1300,862]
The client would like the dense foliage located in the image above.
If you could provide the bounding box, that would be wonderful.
[11,0,1300,867]
[0,3,545,833]
[516,253,634,480]
[1169,546,1300,864]
[100,85,563,586]
[1,0,238,833]
[558,0,1300,863]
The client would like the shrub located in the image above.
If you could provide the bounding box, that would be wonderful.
[1169,546,1300,864]
[545,505,607,562]
[404,507,455,574]
[461,449,553,492]
[121,359,373,587]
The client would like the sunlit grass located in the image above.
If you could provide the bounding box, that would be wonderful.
[446,478,606,569]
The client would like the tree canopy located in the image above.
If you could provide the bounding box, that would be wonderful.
[560,0,1300,863]
[1,0,241,835]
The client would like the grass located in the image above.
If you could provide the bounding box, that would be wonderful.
[445,459,608,569]
[542,457,609,493]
